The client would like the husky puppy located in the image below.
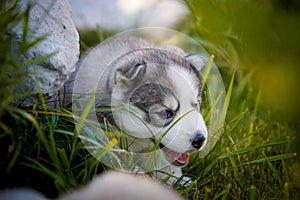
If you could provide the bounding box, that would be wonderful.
[93,37,208,185]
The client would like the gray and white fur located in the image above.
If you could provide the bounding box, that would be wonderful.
[91,37,208,185]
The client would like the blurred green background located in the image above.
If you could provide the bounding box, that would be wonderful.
[184,0,300,122]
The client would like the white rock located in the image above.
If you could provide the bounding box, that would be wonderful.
[10,0,79,106]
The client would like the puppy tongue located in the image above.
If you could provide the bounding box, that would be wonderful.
[176,153,189,165]
[162,147,189,166]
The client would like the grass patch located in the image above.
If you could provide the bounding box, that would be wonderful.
[1,1,299,200]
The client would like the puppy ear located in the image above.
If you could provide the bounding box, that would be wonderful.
[185,54,208,71]
[114,61,146,87]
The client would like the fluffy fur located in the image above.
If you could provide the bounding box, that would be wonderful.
[92,37,208,185]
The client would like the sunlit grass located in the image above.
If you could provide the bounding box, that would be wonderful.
[1,0,299,199]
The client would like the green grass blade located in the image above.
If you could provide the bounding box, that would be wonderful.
[74,90,96,134]
[202,55,214,87]
[204,92,222,123]
[57,148,70,170]
[93,138,118,160]
[154,109,195,150]
[6,138,22,173]
[250,185,257,200]
[218,141,290,159]
[72,89,96,161]
[20,52,57,67]
[219,72,235,126]
[226,147,244,188]
[22,157,65,188]
[34,78,61,168]
[249,153,297,164]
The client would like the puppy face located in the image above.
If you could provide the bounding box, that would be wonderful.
[110,48,208,165]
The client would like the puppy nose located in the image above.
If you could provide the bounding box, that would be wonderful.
[192,134,206,149]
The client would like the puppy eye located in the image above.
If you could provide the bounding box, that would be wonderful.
[158,110,173,119]
[133,60,146,68]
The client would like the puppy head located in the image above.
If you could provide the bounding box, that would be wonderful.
[110,48,208,165]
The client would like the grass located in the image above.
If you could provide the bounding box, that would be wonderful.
[1,0,299,199]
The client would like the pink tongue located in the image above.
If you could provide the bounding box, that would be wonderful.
[176,153,189,165]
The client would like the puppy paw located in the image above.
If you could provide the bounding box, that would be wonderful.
[155,165,195,187]
[179,176,193,187]
[158,173,194,187]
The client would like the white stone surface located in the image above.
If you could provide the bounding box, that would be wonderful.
[69,0,189,31]
[11,0,79,106]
